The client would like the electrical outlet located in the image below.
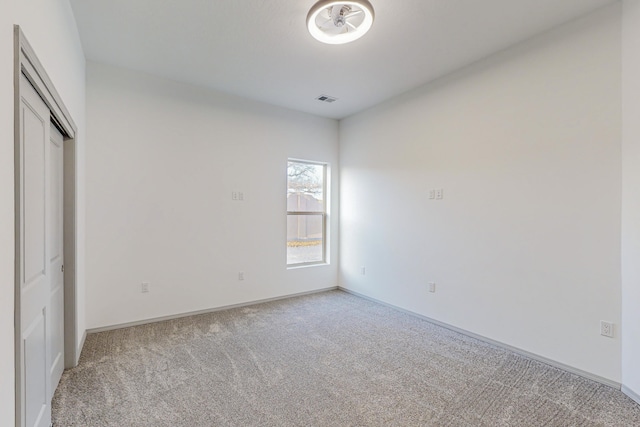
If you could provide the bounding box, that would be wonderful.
[436,189,443,200]
[238,192,244,201]
[232,191,238,200]
[238,271,244,281]
[141,282,150,293]
[600,321,614,338]
[428,282,436,293]
[428,189,435,200]
[360,266,366,275]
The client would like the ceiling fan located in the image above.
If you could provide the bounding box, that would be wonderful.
[307,0,375,45]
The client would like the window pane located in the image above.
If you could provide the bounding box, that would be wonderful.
[287,214,323,264]
[287,162,324,212]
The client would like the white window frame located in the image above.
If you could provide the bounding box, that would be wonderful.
[287,159,328,267]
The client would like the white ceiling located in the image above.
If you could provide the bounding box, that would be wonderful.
[70,0,618,119]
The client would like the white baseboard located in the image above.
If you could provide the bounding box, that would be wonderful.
[338,287,621,390]
[86,286,339,334]
[83,285,630,394]
[622,384,640,405]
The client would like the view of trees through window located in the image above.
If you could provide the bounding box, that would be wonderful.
[287,161,326,265]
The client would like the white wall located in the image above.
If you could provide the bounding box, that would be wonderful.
[622,0,640,403]
[0,2,18,425]
[0,0,86,425]
[85,62,339,329]
[340,5,622,382]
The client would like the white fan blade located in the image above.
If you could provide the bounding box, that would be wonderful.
[330,5,342,20]
[345,9,364,18]
[346,21,357,31]
[319,18,334,29]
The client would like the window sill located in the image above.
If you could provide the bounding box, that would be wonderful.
[287,262,329,270]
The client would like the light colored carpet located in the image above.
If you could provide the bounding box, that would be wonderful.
[52,290,640,426]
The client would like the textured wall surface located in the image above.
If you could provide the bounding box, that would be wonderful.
[622,0,640,402]
[340,6,622,382]
[85,62,339,329]
[0,1,86,425]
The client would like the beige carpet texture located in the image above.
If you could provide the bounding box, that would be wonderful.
[52,290,640,426]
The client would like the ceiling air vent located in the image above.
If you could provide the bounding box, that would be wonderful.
[316,94,338,103]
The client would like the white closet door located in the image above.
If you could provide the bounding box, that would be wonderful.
[49,123,65,395]
[18,73,52,427]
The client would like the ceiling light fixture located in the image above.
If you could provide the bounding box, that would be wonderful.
[307,0,375,45]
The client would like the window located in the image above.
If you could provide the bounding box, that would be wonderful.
[287,160,327,266]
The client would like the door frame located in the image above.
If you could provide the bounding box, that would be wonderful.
[14,25,80,426]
